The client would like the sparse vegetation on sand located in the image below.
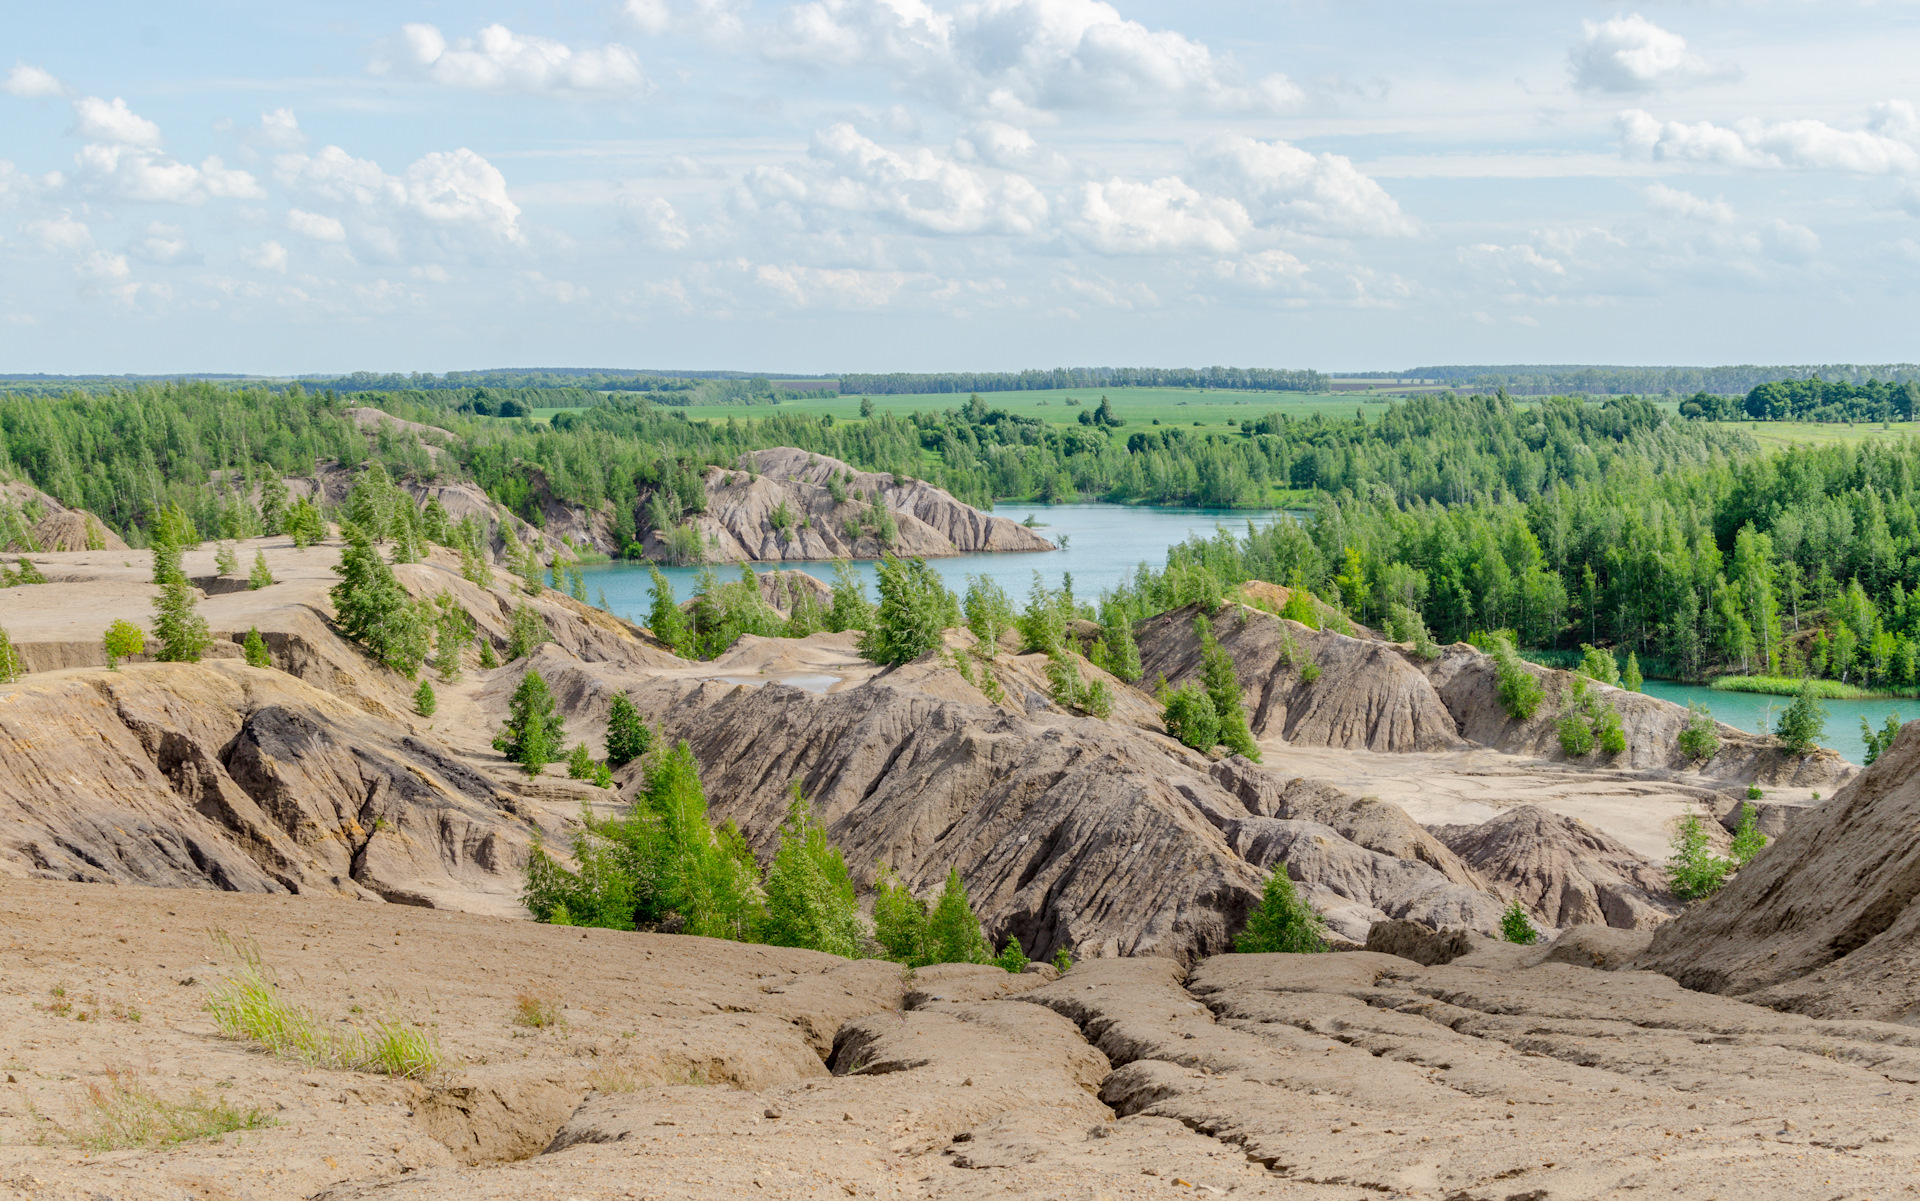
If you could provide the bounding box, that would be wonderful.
[54,1068,274,1151]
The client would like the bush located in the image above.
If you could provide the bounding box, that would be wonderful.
[1500,900,1538,945]
[1388,603,1441,661]
[1017,573,1074,656]
[1746,784,1763,800]
[1678,702,1720,762]
[62,1069,275,1151]
[1489,634,1544,720]
[1666,811,1731,901]
[284,498,326,547]
[506,601,549,662]
[993,937,1028,974]
[412,678,436,716]
[825,559,874,633]
[605,691,653,767]
[1576,644,1621,687]
[1557,677,1624,758]
[924,869,993,966]
[1623,651,1643,693]
[1862,712,1902,766]
[1195,615,1259,761]
[858,555,953,666]
[688,565,786,659]
[1162,681,1220,752]
[963,575,1016,652]
[1278,588,1319,630]
[150,543,211,664]
[244,627,271,669]
[248,550,275,590]
[756,786,864,958]
[1234,868,1328,953]
[0,625,20,683]
[566,741,595,780]
[647,567,695,658]
[478,639,499,669]
[103,619,145,669]
[493,670,567,777]
[1773,677,1827,755]
[433,595,467,682]
[214,543,238,576]
[1097,599,1143,681]
[1729,802,1767,866]
[871,863,930,965]
[1051,946,1073,974]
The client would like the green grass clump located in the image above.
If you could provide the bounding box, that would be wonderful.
[1500,900,1539,945]
[62,1068,274,1151]
[1710,675,1897,700]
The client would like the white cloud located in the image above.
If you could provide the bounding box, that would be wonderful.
[25,213,131,280]
[624,0,673,36]
[287,207,347,242]
[1570,15,1729,94]
[128,222,196,264]
[1191,134,1412,239]
[3,63,67,98]
[0,160,62,206]
[1068,176,1247,254]
[760,0,1301,117]
[71,95,162,147]
[618,189,691,249]
[385,23,649,98]
[1642,182,1733,224]
[275,144,525,250]
[240,240,289,272]
[257,108,307,150]
[955,121,1038,168]
[74,144,263,204]
[1619,102,1920,175]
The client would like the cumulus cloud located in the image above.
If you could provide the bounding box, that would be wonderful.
[287,207,347,242]
[240,240,289,272]
[1191,134,1412,239]
[1642,182,1733,224]
[760,0,1302,117]
[4,63,68,98]
[1570,15,1730,94]
[618,189,692,249]
[383,23,649,97]
[71,95,162,147]
[1067,176,1246,254]
[257,108,307,150]
[25,213,131,281]
[274,144,525,250]
[128,222,197,264]
[73,144,263,204]
[1619,102,1920,175]
[623,0,674,36]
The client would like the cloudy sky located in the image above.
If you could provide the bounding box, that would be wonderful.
[4,2,1919,375]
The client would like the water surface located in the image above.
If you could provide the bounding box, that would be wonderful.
[1640,680,1900,767]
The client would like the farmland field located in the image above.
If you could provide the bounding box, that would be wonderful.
[666,386,1399,431]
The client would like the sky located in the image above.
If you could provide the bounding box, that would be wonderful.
[3,1,1919,375]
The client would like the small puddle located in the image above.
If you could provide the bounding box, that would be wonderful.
[707,673,842,693]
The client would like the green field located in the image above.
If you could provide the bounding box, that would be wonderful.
[669,387,1397,431]
[1699,419,1920,451]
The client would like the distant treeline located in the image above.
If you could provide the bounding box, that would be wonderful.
[1402,364,1920,397]
[836,367,1327,396]
[301,368,829,392]
[1680,379,1920,424]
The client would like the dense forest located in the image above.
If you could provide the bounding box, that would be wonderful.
[1407,363,1920,397]
[1679,379,1920,424]
[837,367,1326,395]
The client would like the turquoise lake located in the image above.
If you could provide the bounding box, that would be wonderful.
[579,502,1896,765]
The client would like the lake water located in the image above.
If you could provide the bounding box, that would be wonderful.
[579,502,1288,620]
[1640,680,1904,767]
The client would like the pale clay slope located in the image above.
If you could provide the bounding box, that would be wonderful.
[6,881,1920,1200]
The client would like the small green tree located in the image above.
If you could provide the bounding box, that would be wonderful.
[413,678,437,717]
[214,543,238,576]
[1678,701,1720,762]
[1774,676,1827,755]
[993,936,1029,974]
[478,639,499,669]
[1162,681,1220,752]
[647,568,696,658]
[1234,868,1328,953]
[507,602,548,661]
[1861,713,1902,766]
[494,670,567,777]
[566,741,595,780]
[247,550,274,590]
[1729,802,1767,866]
[1500,899,1539,945]
[1279,587,1320,630]
[825,559,874,634]
[284,498,326,548]
[1666,811,1731,901]
[243,627,271,669]
[1576,644,1621,687]
[330,523,429,676]
[1017,572,1072,656]
[963,575,1017,652]
[782,588,825,638]
[923,869,992,966]
[756,785,864,959]
[1097,598,1143,681]
[0,625,19,684]
[102,619,145,669]
[150,542,211,664]
[1490,635,1544,720]
[605,691,653,767]
[434,597,467,683]
[858,555,952,667]
[1195,615,1258,761]
[1623,650,1643,693]
[871,863,929,965]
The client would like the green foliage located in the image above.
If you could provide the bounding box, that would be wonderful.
[1623,651,1643,693]
[1729,803,1768,866]
[782,587,825,638]
[688,566,786,659]
[61,1069,275,1151]
[1576,644,1621,687]
[102,619,144,669]
[507,601,548,661]
[433,595,467,682]
[1162,681,1220,752]
[871,863,929,965]
[642,741,764,940]
[1747,784,1764,800]
[150,543,211,664]
[993,936,1029,974]
[413,677,436,717]
[566,741,596,780]
[1557,677,1625,758]
[1051,946,1073,974]
[150,503,200,550]
[1,556,47,586]
[646,567,696,658]
[478,638,499,669]
[1096,598,1143,681]
[1489,635,1544,721]
[1774,676,1828,754]
[456,515,492,586]
[1711,675,1879,699]
[606,691,653,767]
[248,550,274,590]
[825,559,875,633]
[1194,615,1259,760]
[1667,812,1732,902]
[0,624,20,684]
[858,555,954,666]
[214,542,238,576]
[1017,572,1074,655]
[924,869,993,966]
[284,499,326,548]
[756,785,864,958]
[1387,603,1440,661]
[1500,900,1539,945]
[1233,868,1328,954]
[1862,712,1903,766]
[963,574,1017,651]
[329,524,429,676]
[1678,701,1721,762]
[243,627,271,669]
[1279,588,1320,630]
[493,670,567,777]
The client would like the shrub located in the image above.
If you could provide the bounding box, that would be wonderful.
[783,588,825,638]
[647,568,695,658]
[1774,677,1827,755]
[10,557,46,584]
[1746,784,1763,800]
[1162,682,1220,752]
[413,678,436,717]
[1623,651,1643,693]
[247,550,275,590]
[1557,677,1625,758]
[993,936,1029,974]
[434,596,467,682]
[605,691,653,767]
[0,624,19,684]
[1388,603,1441,661]
[756,785,864,958]
[825,559,875,633]
[1097,599,1142,681]
[150,543,211,664]
[566,741,596,780]
[871,863,929,965]
[511,993,561,1029]
[1489,635,1544,721]
[1051,946,1073,974]
[478,639,499,669]
[1678,702,1720,763]
[1666,811,1731,901]
[214,543,238,576]
[1017,573,1073,656]
[1195,615,1259,761]
[284,498,326,547]
[1576,644,1621,687]
[102,619,145,670]
[924,869,992,966]
[858,555,953,666]
[963,575,1016,652]
[1278,588,1320,630]
[1729,802,1767,866]
[1234,868,1328,953]
[244,627,271,669]
[493,670,567,777]
[1500,900,1538,945]
[1862,713,1902,767]
[506,602,549,662]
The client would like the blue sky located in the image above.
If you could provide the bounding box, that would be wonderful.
[3,1,1919,374]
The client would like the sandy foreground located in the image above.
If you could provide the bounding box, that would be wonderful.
[2,879,1918,1201]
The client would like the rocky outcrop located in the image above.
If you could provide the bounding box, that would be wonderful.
[1639,719,1920,1021]
[1430,805,1677,930]
[648,448,1054,563]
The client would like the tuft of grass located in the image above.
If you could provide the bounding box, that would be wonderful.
[202,929,441,1079]
[588,1061,641,1093]
[1710,675,1906,700]
[61,1068,274,1151]
[511,992,562,1029]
